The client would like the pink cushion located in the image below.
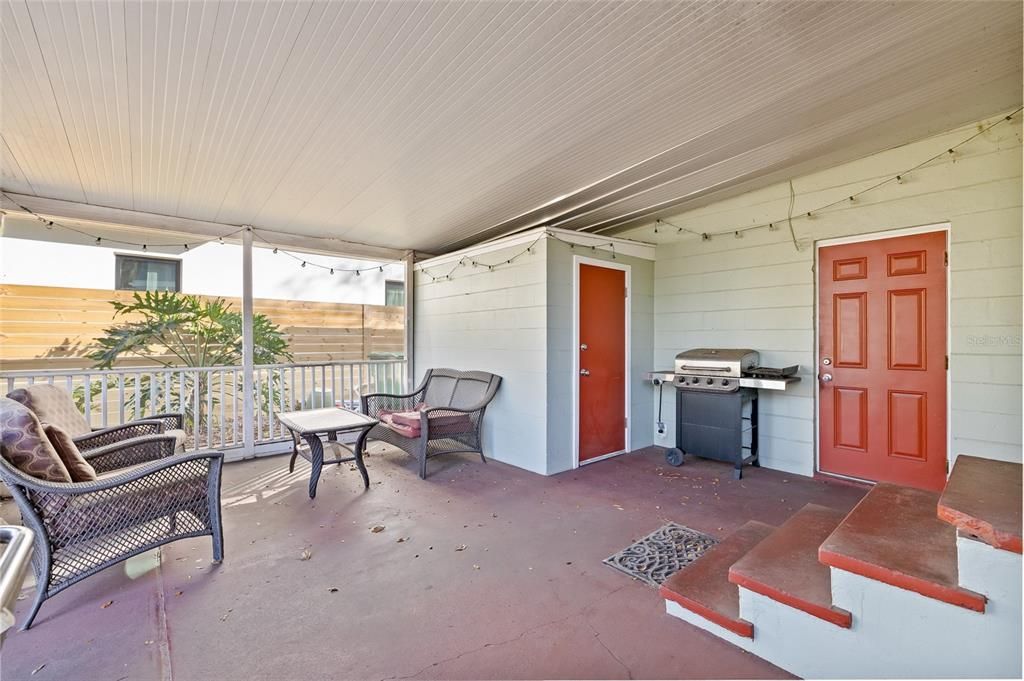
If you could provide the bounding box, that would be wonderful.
[389,410,423,428]
[381,413,420,438]
[380,410,474,439]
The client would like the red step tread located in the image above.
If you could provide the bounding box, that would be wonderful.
[937,455,1022,554]
[819,483,987,612]
[660,521,775,638]
[729,504,852,627]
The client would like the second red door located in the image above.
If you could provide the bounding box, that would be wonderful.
[578,263,627,464]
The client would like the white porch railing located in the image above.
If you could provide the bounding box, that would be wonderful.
[1,360,407,457]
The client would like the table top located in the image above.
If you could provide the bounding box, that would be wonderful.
[275,407,377,435]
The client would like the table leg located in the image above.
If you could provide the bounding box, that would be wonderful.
[303,434,325,499]
[353,426,371,489]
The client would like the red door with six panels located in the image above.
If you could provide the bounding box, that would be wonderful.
[818,231,947,491]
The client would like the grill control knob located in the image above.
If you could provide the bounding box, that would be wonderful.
[721,379,730,387]
[691,377,700,384]
[705,378,713,385]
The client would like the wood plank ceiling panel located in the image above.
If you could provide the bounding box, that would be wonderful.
[1,0,1020,255]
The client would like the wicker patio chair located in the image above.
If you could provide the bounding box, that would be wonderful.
[0,397,224,630]
[7,383,187,453]
[360,368,502,479]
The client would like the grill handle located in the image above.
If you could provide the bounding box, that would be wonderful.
[676,365,733,373]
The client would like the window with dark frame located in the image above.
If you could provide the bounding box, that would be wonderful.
[115,255,182,292]
[384,280,405,306]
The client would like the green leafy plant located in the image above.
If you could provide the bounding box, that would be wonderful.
[85,291,291,432]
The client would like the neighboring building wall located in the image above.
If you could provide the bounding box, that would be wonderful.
[545,239,654,473]
[0,219,404,306]
[618,112,1022,476]
[414,240,550,474]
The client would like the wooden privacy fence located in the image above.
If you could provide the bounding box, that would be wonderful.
[0,284,404,371]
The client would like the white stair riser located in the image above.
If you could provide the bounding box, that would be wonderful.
[664,558,1022,680]
[956,534,1022,598]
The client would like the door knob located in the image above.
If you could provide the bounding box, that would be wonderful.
[820,373,833,383]
[580,368,590,376]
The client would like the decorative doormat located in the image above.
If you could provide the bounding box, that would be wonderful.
[603,523,718,587]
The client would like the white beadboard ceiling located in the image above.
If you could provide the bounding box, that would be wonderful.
[1,0,1020,255]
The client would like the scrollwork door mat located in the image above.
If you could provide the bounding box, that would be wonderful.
[603,523,718,587]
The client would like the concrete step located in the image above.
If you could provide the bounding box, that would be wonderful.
[938,455,1022,554]
[819,483,987,612]
[728,504,852,627]
[659,521,775,638]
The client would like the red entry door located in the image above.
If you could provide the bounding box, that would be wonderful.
[578,263,627,464]
[818,231,947,491]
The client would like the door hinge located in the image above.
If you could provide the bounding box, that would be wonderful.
[944,251,949,266]
[945,355,949,370]
[624,286,628,298]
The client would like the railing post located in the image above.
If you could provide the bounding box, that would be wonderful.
[403,249,415,391]
[241,226,255,457]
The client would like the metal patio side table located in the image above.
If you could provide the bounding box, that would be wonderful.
[276,407,378,499]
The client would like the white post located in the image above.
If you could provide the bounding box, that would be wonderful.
[241,226,255,457]
[403,250,415,390]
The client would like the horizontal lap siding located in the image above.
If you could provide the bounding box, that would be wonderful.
[414,241,550,474]
[622,112,1022,476]
[0,284,404,369]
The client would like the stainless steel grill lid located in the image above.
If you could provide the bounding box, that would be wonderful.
[674,348,759,377]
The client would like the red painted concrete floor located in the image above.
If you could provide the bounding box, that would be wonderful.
[1,446,865,680]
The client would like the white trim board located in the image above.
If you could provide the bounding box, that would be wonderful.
[572,255,632,468]
[812,222,952,482]
[414,226,655,271]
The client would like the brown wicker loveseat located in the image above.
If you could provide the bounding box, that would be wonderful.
[0,397,223,629]
[360,369,501,479]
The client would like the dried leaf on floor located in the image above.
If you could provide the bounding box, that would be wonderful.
[175,591,184,597]
[472,564,480,570]
[220,610,232,622]
[328,587,339,593]
[31,664,45,675]
[612,504,625,511]
[370,525,385,533]
[101,600,114,609]
[300,549,312,561]
[396,537,408,543]
[454,544,467,551]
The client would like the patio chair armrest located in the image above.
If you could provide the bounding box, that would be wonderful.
[81,433,180,474]
[144,412,184,431]
[3,449,223,499]
[361,388,425,418]
[76,420,165,451]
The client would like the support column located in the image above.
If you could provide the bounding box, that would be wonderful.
[242,226,255,457]
[403,250,415,390]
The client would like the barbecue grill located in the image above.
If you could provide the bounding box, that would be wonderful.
[645,349,800,478]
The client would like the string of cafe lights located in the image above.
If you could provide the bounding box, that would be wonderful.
[0,190,245,250]
[250,228,388,276]
[646,107,1022,243]
[420,231,622,283]
[0,194,392,275]
[4,108,1017,277]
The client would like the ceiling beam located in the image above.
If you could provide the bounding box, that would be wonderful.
[0,192,407,262]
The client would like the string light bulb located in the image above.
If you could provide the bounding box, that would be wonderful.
[273,248,278,254]
[896,175,904,184]
[768,223,778,231]
[184,244,189,250]
[301,261,306,268]
[95,237,102,245]
[355,270,360,276]
[329,268,334,275]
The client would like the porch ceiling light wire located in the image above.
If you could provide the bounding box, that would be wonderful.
[420,232,622,282]
[249,228,386,275]
[602,107,1022,241]
[0,190,245,250]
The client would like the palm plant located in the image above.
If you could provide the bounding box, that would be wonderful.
[85,291,291,432]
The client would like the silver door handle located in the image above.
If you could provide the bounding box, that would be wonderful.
[580,368,590,376]
[820,373,833,383]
